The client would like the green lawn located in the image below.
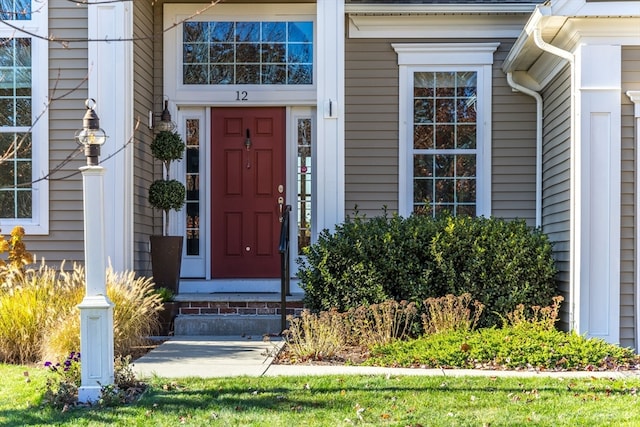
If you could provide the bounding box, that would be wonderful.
[2,364,640,426]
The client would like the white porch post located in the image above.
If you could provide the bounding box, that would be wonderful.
[626,90,640,350]
[316,0,345,233]
[78,166,114,403]
[87,1,134,271]
[575,44,621,344]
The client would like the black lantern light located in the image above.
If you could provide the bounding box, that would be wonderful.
[75,98,107,166]
[149,99,177,133]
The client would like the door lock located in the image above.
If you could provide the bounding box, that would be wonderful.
[278,196,284,222]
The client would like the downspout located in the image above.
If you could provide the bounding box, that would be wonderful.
[506,72,542,228]
[531,25,576,330]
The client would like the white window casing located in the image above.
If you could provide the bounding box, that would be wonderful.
[0,4,49,235]
[393,43,499,218]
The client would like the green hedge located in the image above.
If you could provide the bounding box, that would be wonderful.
[298,213,557,327]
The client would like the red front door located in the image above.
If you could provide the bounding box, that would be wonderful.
[211,107,286,278]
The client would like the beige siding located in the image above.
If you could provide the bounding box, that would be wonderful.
[133,0,156,275]
[541,65,572,331]
[492,41,536,224]
[22,0,88,266]
[621,46,640,349]
[344,38,537,221]
[345,37,399,218]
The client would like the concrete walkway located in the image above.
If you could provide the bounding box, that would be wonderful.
[132,336,640,379]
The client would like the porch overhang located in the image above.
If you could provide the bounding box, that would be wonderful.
[503,4,640,89]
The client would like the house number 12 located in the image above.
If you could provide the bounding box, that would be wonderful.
[236,91,248,101]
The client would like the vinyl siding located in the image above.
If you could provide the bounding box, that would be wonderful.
[345,37,399,217]
[344,37,537,221]
[491,41,536,224]
[133,0,156,275]
[541,65,572,331]
[22,0,88,266]
[621,46,640,349]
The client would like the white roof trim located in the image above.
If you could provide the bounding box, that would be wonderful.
[345,4,538,14]
[349,14,529,39]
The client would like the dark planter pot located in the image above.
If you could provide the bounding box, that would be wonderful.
[150,235,183,294]
[158,301,180,336]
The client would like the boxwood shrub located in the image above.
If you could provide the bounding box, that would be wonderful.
[298,213,557,327]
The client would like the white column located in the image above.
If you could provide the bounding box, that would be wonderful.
[87,2,134,271]
[78,166,114,404]
[316,0,345,233]
[575,44,621,344]
[626,90,640,350]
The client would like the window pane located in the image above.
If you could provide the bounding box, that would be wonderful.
[435,124,454,149]
[414,72,434,97]
[413,125,433,149]
[288,43,312,64]
[185,119,200,256]
[287,64,312,85]
[184,22,208,42]
[0,160,12,186]
[236,43,259,63]
[412,71,478,217]
[0,0,31,20]
[413,155,433,177]
[435,72,455,97]
[414,99,433,124]
[262,64,286,85]
[262,22,286,42]
[183,20,314,85]
[297,118,312,255]
[236,64,260,84]
[16,98,30,126]
[184,65,207,84]
[184,43,208,64]
[457,98,476,123]
[0,191,15,217]
[262,43,286,63]
[210,43,233,63]
[456,71,477,97]
[210,22,234,42]
[288,22,313,43]
[17,190,30,217]
[210,65,233,84]
[235,22,260,42]
[457,126,476,149]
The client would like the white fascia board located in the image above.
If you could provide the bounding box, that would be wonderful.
[561,18,640,45]
[345,4,537,14]
[552,0,640,17]
[349,14,529,39]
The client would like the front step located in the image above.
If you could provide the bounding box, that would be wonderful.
[172,293,305,336]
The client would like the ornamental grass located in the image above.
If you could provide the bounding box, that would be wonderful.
[0,262,162,365]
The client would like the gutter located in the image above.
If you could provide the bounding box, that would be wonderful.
[506,72,543,228]
[530,13,576,333]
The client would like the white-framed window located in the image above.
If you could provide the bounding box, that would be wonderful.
[164,3,316,106]
[0,0,48,234]
[394,43,498,217]
[183,20,313,86]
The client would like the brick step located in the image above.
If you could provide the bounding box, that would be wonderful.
[170,293,305,336]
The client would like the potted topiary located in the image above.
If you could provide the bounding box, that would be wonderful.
[149,130,186,294]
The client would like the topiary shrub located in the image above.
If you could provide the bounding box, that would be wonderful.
[298,213,557,328]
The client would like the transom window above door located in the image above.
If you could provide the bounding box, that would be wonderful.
[183,21,313,85]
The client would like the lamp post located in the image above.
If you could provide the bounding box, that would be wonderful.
[75,99,114,404]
